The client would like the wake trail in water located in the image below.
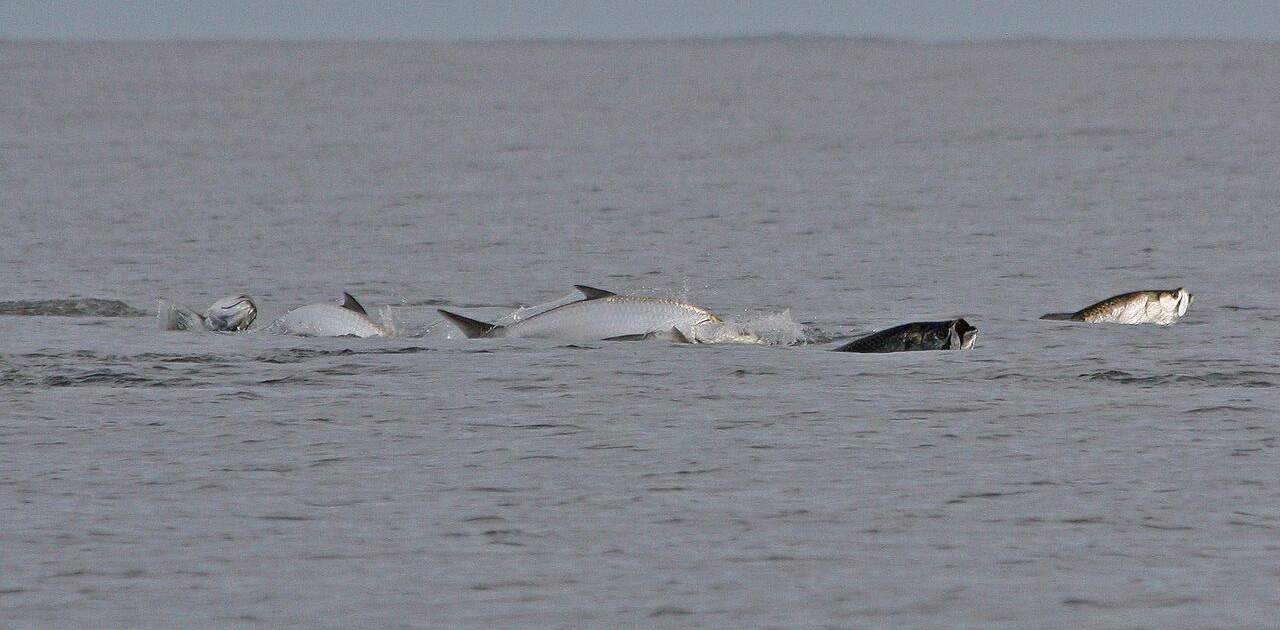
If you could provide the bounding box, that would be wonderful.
[0,298,148,317]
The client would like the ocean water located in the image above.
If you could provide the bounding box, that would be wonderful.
[2,39,1279,628]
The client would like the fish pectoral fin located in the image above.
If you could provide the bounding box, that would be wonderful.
[340,291,368,316]
[601,328,693,343]
[574,284,617,300]
[602,333,655,342]
[1039,312,1074,321]
[667,327,693,344]
[437,309,502,338]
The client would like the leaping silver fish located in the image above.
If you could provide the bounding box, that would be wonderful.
[265,292,388,338]
[438,285,760,344]
[1041,288,1193,325]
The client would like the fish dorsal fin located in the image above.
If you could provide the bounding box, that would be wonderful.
[339,292,368,316]
[574,285,616,300]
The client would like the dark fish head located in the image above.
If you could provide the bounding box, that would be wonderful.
[951,318,978,349]
[205,294,257,331]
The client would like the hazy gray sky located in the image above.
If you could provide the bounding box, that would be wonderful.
[4,1,1279,42]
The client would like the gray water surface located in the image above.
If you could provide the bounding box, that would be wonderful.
[3,39,1280,628]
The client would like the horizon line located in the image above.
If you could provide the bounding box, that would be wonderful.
[3,33,1279,46]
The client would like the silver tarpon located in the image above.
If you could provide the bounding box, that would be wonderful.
[159,294,257,331]
[438,285,760,344]
[265,292,387,337]
[1041,287,1193,325]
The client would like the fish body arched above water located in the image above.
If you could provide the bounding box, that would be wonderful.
[159,295,257,331]
[1041,288,1193,325]
[833,318,977,353]
[438,285,760,344]
[265,292,387,338]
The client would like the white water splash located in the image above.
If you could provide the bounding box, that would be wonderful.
[156,299,204,331]
[727,308,807,346]
[375,305,407,337]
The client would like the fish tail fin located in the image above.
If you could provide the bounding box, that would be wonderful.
[437,309,503,338]
[1039,312,1075,321]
